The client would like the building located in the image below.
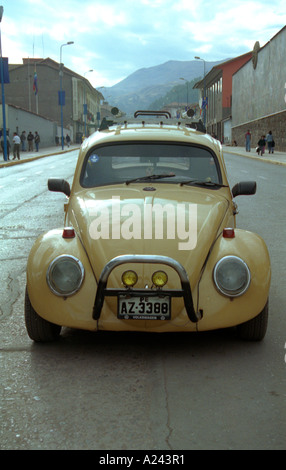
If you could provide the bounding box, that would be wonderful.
[232,26,286,151]
[4,58,103,142]
[193,53,252,142]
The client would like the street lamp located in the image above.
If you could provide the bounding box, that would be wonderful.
[83,69,93,137]
[194,56,206,127]
[59,41,74,150]
[0,5,8,162]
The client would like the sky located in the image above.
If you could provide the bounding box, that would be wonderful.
[1,0,286,89]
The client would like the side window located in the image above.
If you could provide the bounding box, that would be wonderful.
[83,153,114,186]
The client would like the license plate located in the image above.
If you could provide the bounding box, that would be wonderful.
[118,295,171,320]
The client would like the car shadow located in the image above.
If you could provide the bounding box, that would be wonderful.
[29,326,253,358]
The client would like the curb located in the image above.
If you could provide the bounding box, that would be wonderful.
[0,146,81,169]
[224,148,286,166]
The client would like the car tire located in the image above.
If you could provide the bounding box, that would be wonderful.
[25,287,61,342]
[237,300,268,341]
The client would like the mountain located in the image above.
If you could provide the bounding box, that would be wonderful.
[102,59,226,115]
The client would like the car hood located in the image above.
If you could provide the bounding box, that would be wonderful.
[69,185,229,287]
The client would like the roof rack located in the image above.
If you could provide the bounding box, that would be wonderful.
[134,110,172,119]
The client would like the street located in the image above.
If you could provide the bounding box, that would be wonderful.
[0,150,285,450]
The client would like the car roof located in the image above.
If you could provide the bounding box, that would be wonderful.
[81,117,222,155]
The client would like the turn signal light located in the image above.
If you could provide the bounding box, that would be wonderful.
[152,271,168,288]
[62,227,75,238]
[223,228,235,238]
[122,270,138,287]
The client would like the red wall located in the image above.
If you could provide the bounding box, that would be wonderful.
[219,54,252,108]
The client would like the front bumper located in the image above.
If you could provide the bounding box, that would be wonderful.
[92,255,202,323]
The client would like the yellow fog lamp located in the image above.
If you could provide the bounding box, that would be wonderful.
[152,271,168,288]
[122,270,138,287]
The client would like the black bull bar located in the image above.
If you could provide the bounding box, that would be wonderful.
[93,255,202,323]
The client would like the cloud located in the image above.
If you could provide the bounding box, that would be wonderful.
[86,4,128,27]
[1,0,286,87]
[181,0,286,58]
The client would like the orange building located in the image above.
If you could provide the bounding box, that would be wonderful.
[193,52,252,142]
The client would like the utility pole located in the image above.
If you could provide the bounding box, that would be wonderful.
[0,5,8,161]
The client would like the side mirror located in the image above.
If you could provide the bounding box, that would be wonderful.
[231,181,256,198]
[48,178,71,197]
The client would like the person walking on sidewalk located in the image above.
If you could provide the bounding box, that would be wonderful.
[35,131,40,152]
[266,131,274,154]
[66,134,71,147]
[12,132,21,160]
[27,131,34,151]
[1,133,11,160]
[245,129,251,152]
[20,131,27,152]
[257,135,266,156]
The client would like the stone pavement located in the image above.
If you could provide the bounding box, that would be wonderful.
[1,143,286,168]
[0,144,81,168]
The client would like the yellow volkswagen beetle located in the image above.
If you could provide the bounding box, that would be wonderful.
[25,111,270,342]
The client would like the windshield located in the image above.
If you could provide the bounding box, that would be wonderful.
[81,142,221,188]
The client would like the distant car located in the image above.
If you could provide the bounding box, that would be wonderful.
[25,111,270,342]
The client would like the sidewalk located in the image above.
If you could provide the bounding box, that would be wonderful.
[223,145,286,166]
[0,144,81,168]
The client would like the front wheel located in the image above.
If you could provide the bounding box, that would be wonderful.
[25,288,61,342]
[237,300,268,341]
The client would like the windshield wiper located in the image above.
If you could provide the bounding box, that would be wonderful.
[125,174,176,185]
[179,179,228,188]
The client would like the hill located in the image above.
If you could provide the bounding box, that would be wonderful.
[102,59,226,115]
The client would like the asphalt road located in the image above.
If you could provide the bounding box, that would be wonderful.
[0,150,285,451]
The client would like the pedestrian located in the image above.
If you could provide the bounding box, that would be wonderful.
[35,131,40,151]
[12,132,21,160]
[66,134,71,147]
[1,133,11,160]
[245,129,251,152]
[27,131,34,151]
[20,131,27,151]
[55,136,59,146]
[266,131,274,154]
[257,135,266,156]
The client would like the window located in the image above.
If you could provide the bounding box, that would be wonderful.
[81,142,220,187]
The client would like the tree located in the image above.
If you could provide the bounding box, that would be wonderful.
[148,77,201,110]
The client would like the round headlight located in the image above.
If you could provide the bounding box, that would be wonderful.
[152,271,168,288]
[47,255,85,296]
[122,270,138,287]
[213,256,251,297]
